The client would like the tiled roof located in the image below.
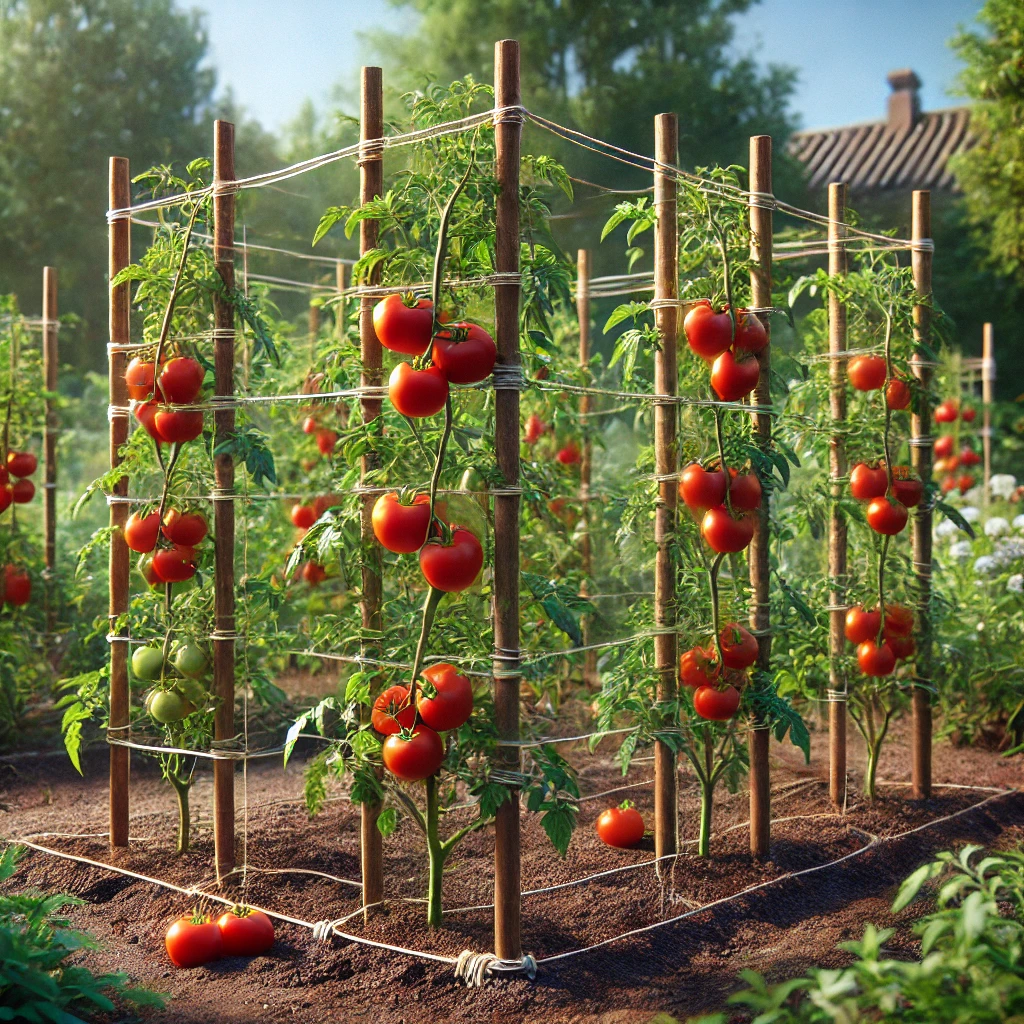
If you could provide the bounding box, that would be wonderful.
[787,107,974,193]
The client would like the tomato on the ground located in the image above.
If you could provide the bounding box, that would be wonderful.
[382,725,444,781]
[595,803,645,848]
[165,915,223,968]
[216,910,275,957]
[417,663,473,731]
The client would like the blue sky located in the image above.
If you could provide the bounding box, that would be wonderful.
[201,0,983,132]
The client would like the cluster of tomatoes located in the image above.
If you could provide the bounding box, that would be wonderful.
[131,639,211,723]
[678,622,758,722]
[289,493,341,586]
[679,462,761,554]
[523,412,582,467]
[124,506,207,586]
[300,411,339,461]
[374,294,497,418]
[934,398,979,495]
[682,301,767,402]
[165,907,274,969]
[844,602,915,678]
[1,450,38,511]
[126,353,206,445]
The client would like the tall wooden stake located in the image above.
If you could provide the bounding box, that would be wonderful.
[212,120,237,879]
[982,323,994,504]
[358,66,385,921]
[747,135,773,858]
[827,183,848,812]
[493,38,523,962]
[910,190,933,801]
[42,267,58,644]
[108,158,131,848]
[653,113,679,863]
[576,249,597,686]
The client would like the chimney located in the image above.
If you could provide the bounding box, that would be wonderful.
[886,69,921,133]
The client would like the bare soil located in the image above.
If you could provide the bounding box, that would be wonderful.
[1,707,1021,1024]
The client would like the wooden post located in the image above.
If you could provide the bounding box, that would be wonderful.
[747,136,773,858]
[108,158,131,849]
[827,183,848,812]
[982,323,994,504]
[910,190,933,801]
[212,120,237,879]
[653,113,679,863]
[308,301,320,364]
[358,66,385,921]
[42,267,58,644]
[493,38,523,962]
[336,262,347,340]
[576,249,598,687]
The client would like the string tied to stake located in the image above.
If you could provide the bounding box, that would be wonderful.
[455,950,537,987]
[491,363,528,391]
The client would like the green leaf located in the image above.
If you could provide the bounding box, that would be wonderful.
[377,807,398,838]
[540,804,576,857]
[935,500,976,539]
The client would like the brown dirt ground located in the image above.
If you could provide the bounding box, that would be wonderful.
[1,700,1022,1024]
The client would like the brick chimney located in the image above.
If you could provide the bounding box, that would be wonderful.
[886,69,921,133]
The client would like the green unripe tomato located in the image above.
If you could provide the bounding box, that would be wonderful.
[173,642,209,679]
[175,677,208,706]
[131,645,165,682]
[148,689,188,724]
[459,467,489,515]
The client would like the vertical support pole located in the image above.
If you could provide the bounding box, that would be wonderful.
[358,66,385,921]
[653,113,679,863]
[747,135,773,859]
[982,323,994,504]
[308,301,320,364]
[42,267,58,644]
[212,120,237,879]
[576,249,598,686]
[910,190,933,801]
[336,262,347,340]
[108,158,131,849]
[827,183,848,812]
[493,38,523,962]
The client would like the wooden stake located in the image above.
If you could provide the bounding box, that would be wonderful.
[108,158,131,849]
[308,301,320,364]
[336,262,347,340]
[910,190,933,802]
[42,267,58,645]
[493,38,523,962]
[653,113,679,863]
[827,183,848,812]
[576,249,598,687]
[212,120,237,880]
[358,66,385,922]
[747,135,773,859]
[982,323,994,504]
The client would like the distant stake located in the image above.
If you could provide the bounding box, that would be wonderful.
[576,248,598,687]
[982,323,994,504]
[42,267,58,648]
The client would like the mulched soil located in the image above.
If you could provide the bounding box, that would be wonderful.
[1,705,1022,1024]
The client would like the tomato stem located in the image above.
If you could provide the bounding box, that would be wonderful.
[698,725,714,857]
[424,773,445,927]
[408,587,444,714]
[876,533,890,646]
[709,211,736,343]
[708,551,727,670]
[881,304,895,494]
[713,406,733,515]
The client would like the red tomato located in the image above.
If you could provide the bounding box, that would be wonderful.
[389,362,449,418]
[524,414,546,445]
[215,910,275,957]
[940,475,957,494]
[857,639,896,677]
[302,416,318,435]
[595,804,645,848]
[888,634,916,660]
[866,496,908,536]
[419,528,483,592]
[125,356,156,400]
[152,545,197,583]
[302,562,327,586]
[957,473,976,494]
[0,485,11,514]
[372,492,431,554]
[372,685,416,735]
[961,406,976,423]
[135,400,165,444]
[849,462,888,501]
[382,725,444,781]
[372,294,434,356]
[845,605,882,644]
[847,355,886,392]
[885,377,911,410]
[934,399,959,423]
[11,479,33,504]
[679,646,720,688]
[165,915,223,968]
[693,684,741,721]
[710,349,760,402]
[733,310,768,354]
[960,448,981,467]
[700,506,755,553]
[728,471,762,512]
[312,495,342,519]
[157,356,204,404]
[2,566,31,606]
[891,469,923,508]
[153,408,204,444]
[418,663,474,731]
[556,442,582,465]
[883,603,914,638]
[719,623,758,669]
[679,463,726,514]
[432,322,496,384]
[6,451,37,478]
[290,503,316,530]
[934,435,954,458]
[683,301,732,359]
[125,511,160,553]
[315,428,338,456]
[162,509,208,546]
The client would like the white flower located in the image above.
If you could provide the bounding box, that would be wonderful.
[974,555,999,575]
[1008,574,1024,594]
[1014,514,1024,532]
[935,518,960,539]
[950,540,974,560]
[960,506,981,523]
[963,486,984,504]
[985,516,1010,537]
[992,474,1018,500]
[995,538,1024,565]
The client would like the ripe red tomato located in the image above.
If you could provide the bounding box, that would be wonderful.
[524,413,546,444]
[290,503,316,530]
[372,492,430,553]
[683,301,732,359]
[700,506,755,553]
[153,408,204,444]
[847,355,886,392]
[710,349,760,402]
[957,473,976,494]
[371,685,416,735]
[125,511,160,553]
[866,496,908,535]
[11,479,33,504]
[418,663,473,731]
[389,362,449,418]
[125,356,156,400]
[302,416,318,435]
[719,623,758,669]
[372,294,434,356]
[135,400,165,444]
[595,804,645,849]
[162,510,207,546]
[556,442,582,465]
[302,562,327,586]
[891,469,923,508]
[850,462,888,501]
[0,485,11,514]
[157,356,204,404]
[934,399,959,423]
[679,463,726,514]
[728,471,762,511]
[960,448,981,467]
[315,428,338,456]
[888,634,916,660]
[883,603,914,638]
[733,310,768,354]
[934,435,954,458]
[165,915,223,968]
[693,683,741,721]
[845,605,882,644]
[152,545,197,583]
[419,528,483,592]
[2,566,31,606]
[940,475,957,494]
[6,451,37,478]
[885,377,911,410]
[382,725,444,781]
[857,639,896,677]
[961,406,976,423]
[432,322,496,384]
[215,910,275,957]
[679,645,720,688]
